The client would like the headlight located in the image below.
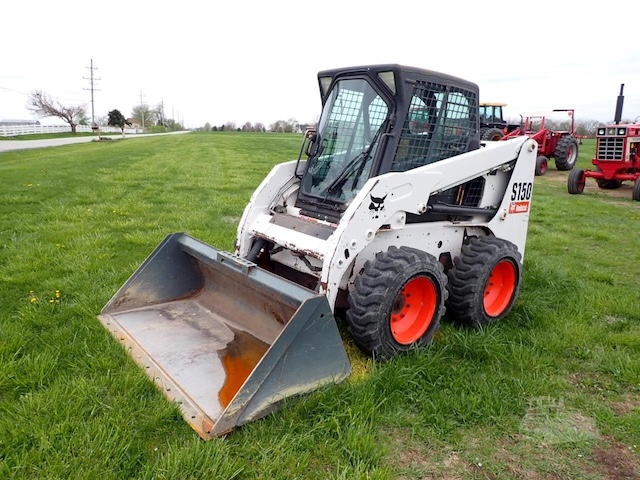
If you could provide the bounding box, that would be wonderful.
[617,128,626,136]
[597,128,606,135]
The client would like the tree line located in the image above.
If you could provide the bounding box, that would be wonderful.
[505,117,627,137]
[198,118,317,133]
[26,90,183,133]
[25,89,630,137]
[199,117,625,136]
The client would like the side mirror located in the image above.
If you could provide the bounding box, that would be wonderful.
[305,131,318,157]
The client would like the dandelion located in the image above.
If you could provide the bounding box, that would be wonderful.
[49,290,62,304]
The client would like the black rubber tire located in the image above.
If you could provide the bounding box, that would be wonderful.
[567,169,586,194]
[446,237,522,329]
[481,127,505,141]
[535,155,548,176]
[479,127,488,139]
[554,136,579,171]
[633,178,640,202]
[346,246,447,359]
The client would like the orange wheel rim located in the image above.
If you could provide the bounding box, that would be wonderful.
[484,260,517,317]
[390,276,437,344]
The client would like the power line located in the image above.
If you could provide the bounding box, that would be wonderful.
[83,59,101,126]
[0,86,28,95]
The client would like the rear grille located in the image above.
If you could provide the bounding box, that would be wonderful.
[461,177,485,207]
[597,137,624,160]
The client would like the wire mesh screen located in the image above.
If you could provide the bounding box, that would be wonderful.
[303,78,389,202]
[311,88,365,181]
[391,83,477,172]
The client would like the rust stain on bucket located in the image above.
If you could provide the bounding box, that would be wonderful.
[219,328,269,408]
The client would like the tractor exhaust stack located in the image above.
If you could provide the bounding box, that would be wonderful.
[614,83,625,124]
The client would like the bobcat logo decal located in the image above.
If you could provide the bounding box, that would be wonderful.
[369,194,387,212]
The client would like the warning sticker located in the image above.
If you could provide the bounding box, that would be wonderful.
[509,201,530,214]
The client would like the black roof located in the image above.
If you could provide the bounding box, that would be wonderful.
[317,64,478,93]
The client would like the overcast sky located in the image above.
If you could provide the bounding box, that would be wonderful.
[2,0,640,129]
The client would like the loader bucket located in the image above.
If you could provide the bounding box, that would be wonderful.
[98,233,351,439]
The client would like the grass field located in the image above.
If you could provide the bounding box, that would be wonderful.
[1,133,639,479]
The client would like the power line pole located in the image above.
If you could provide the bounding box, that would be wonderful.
[139,91,145,131]
[83,59,101,126]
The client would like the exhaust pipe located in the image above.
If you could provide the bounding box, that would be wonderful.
[614,84,625,125]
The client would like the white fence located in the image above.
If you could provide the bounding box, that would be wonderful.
[0,124,141,137]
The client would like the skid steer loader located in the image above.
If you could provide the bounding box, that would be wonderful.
[99,64,538,439]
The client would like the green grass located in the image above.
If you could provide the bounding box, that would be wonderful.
[1,134,639,479]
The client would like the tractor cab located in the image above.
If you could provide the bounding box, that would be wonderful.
[295,64,480,222]
[479,102,521,140]
[480,102,507,127]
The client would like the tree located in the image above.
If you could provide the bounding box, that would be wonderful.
[94,115,108,127]
[270,120,285,132]
[286,118,300,133]
[269,119,299,133]
[107,109,131,137]
[164,119,183,131]
[204,122,211,131]
[154,103,165,126]
[242,121,252,132]
[26,90,86,133]
[574,119,600,137]
[77,111,90,126]
[131,104,156,128]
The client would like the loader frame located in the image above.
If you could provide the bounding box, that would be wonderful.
[236,137,538,311]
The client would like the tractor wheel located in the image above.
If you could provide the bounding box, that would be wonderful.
[446,236,521,329]
[554,136,579,171]
[567,169,586,194]
[535,155,548,176]
[633,178,640,202]
[346,246,447,359]
[481,127,505,141]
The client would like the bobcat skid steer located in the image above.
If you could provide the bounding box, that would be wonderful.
[99,64,538,439]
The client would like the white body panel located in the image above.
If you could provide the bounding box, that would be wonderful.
[237,137,538,310]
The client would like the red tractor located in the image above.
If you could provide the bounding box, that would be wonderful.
[500,109,579,176]
[567,85,640,201]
